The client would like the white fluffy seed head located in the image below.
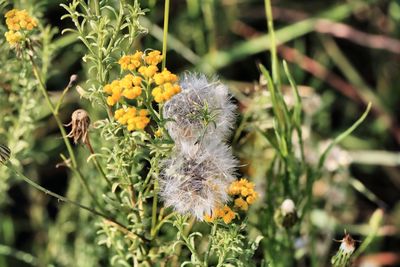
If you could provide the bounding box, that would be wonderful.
[159,140,237,220]
[281,199,296,216]
[163,73,236,144]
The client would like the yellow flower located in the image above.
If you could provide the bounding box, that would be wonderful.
[103,80,124,105]
[114,108,125,120]
[246,194,257,204]
[144,50,163,65]
[132,76,142,86]
[204,214,214,223]
[228,178,258,207]
[122,88,141,100]
[138,109,148,116]
[5,9,37,31]
[121,75,142,99]
[4,30,23,46]
[222,206,236,224]
[154,128,163,137]
[151,83,181,103]
[138,65,158,78]
[234,197,249,211]
[103,84,113,94]
[106,96,117,106]
[113,107,150,131]
[153,68,178,85]
[204,205,236,224]
[118,51,143,71]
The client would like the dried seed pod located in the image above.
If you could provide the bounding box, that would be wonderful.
[65,109,91,145]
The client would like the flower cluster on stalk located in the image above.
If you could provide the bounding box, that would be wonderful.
[204,178,258,224]
[159,73,257,223]
[104,50,181,132]
[4,9,37,47]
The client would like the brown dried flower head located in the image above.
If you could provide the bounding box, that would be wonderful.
[66,109,90,144]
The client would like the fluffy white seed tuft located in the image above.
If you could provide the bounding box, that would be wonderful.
[163,73,236,145]
[159,73,238,220]
[159,140,237,220]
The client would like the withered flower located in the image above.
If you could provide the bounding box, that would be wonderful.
[66,109,91,145]
[331,231,357,267]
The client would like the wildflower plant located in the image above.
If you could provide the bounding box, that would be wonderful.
[0,1,58,206]
[60,1,261,265]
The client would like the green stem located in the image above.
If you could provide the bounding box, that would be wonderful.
[86,140,112,187]
[152,211,176,237]
[317,103,372,171]
[93,0,100,16]
[202,0,216,53]
[105,0,124,55]
[204,222,217,266]
[54,81,72,114]
[27,51,102,210]
[178,227,204,266]
[264,0,280,87]
[162,0,170,70]
[4,163,147,241]
[150,178,159,237]
[0,244,37,266]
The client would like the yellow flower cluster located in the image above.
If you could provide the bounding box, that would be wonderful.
[228,178,258,210]
[152,69,181,103]
[4,31,22,46]
[144,50,163,65]
[204,205,236,224]
[118,51,143,71]
[117,50,181,103]
[114,107,150,131]
[138,65,158,78]
[104,74,142,106]
[204,178,258,224]
[5,9,37,31]
[4,9,37,46]
[106,50,181,132]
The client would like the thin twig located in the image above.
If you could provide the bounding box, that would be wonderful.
[26,46,103,210]
[5,163,147,242]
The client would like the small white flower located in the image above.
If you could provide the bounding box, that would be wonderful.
[159,140,237,219]
[163,73,236,145]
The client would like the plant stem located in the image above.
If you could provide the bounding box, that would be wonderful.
[0,244,37,266]
[317,102,372,171]
[85,139,112,187]
[162,0,170,70]
[150,178,159,237]
[152,211,176,237]
[5,163,147,241]
[27,50,102,210]
[204,222,217,266]
[264,0,280,87]
[178,226,204,266]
